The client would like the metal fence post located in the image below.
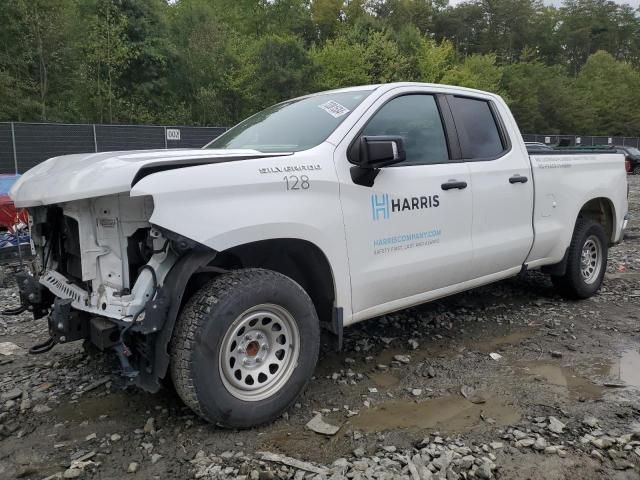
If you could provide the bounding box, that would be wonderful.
[10,122,18,174]
[163,126,168,149]
[92,124,98,152]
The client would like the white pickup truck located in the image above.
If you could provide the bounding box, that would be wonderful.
[10,83,628,427]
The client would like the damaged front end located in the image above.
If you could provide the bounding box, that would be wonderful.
[13,193,208,391]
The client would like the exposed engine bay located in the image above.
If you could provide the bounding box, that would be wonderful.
[14,194,194,391]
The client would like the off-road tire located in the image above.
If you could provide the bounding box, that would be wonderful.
[170,268,319,428]
[551,218,608,299]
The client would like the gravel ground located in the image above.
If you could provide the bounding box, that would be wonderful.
[0,177,639,480]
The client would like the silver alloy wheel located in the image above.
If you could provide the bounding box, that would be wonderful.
[580,235,602,284]
[219,304,300,402]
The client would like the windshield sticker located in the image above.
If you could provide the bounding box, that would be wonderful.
[318,100,350,118]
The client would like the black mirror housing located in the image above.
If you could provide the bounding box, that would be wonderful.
[349,136,406,169]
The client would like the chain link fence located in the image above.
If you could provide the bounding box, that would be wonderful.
[522,134,640,148]
[0,122,227,175]
[1,123,638,175]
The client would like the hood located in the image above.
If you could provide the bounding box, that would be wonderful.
[10,149,286,207]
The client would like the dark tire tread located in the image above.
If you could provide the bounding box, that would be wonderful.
[169,268,316,425]
[551,218,608,299]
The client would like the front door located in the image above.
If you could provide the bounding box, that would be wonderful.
[334,90,474,318]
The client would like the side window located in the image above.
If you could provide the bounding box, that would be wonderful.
[361,95,449,166]
[449,96,506,159]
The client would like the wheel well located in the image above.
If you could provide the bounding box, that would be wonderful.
[205,239,336,324]
[578,197,615,244]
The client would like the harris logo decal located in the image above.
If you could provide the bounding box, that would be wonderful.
[371,193,439,221]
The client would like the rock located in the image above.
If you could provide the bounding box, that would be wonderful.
[0,342,25,356]
[332,458,349,468]
[489,353,502,361]
[515,438,535,448]
[513,430,528,440]
[591,449,604,462]
[19,394,31,412]
[306,414,340,436]
[144,417,156,434]
[550,351,563,358]
[353,447,365,457]
[110,433,121,442]
[258,451,329,475]
[475,461,493,479]
[591,437,614,449]
[408,339,419,350]
[460,385,486,404]
[151,453,162,464]
[613,459,635,470]
[85,433,96,441]
[1,388,21,401]
[427,367,436,378]
[459,455,475,469]
[411,388,423,396]
[393,354,411,364]
[33,404,52,414]
[548,416,565,434]
[534,437,548,451]
[582,416,599,428]
[489,442,503,450]
[545,446,559,454]
[127,462,139,473]
[432,450,454,471]
[63,468,82,479]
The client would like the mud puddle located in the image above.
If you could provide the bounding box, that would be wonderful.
[466,329,535,353]
[517,361,604,400]
[368,371,401,388]
[350,395,520,433]
[54,391,142,422]
[609,349,640,388]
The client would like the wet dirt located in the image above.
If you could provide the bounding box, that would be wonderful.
[516,361,606,400]
[350,394,521,433]
[610,348,640,389]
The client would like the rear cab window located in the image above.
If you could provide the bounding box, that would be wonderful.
[448,96,508,160]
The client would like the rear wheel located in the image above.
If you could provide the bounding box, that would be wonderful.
[170,268,319,428]
[551,218,608,299]
[634,164,640,175]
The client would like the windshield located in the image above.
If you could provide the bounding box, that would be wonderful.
[205,90,371,152]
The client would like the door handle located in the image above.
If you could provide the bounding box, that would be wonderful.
[441,180,468,191]
[509,175,528,184]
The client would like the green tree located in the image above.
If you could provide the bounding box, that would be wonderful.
[362,31,411,83]
[440,53,503,94]
[573,50,640,135]
[416,38,455,83]
[311,36,370,89]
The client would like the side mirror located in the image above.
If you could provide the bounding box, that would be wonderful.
[348,136,406,187]
[349,136,406,168]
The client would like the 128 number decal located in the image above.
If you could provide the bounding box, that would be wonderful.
[284,175,310,190]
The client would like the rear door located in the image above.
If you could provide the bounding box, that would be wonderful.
[446,95,534,278]
[334,88,473,318]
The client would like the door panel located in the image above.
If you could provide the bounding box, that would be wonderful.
[338,164,473,314]
[447,95,534,277]
[333,89,474,316]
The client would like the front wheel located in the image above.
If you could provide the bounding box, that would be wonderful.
[551,218,608,299]
[170,268,320,428]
